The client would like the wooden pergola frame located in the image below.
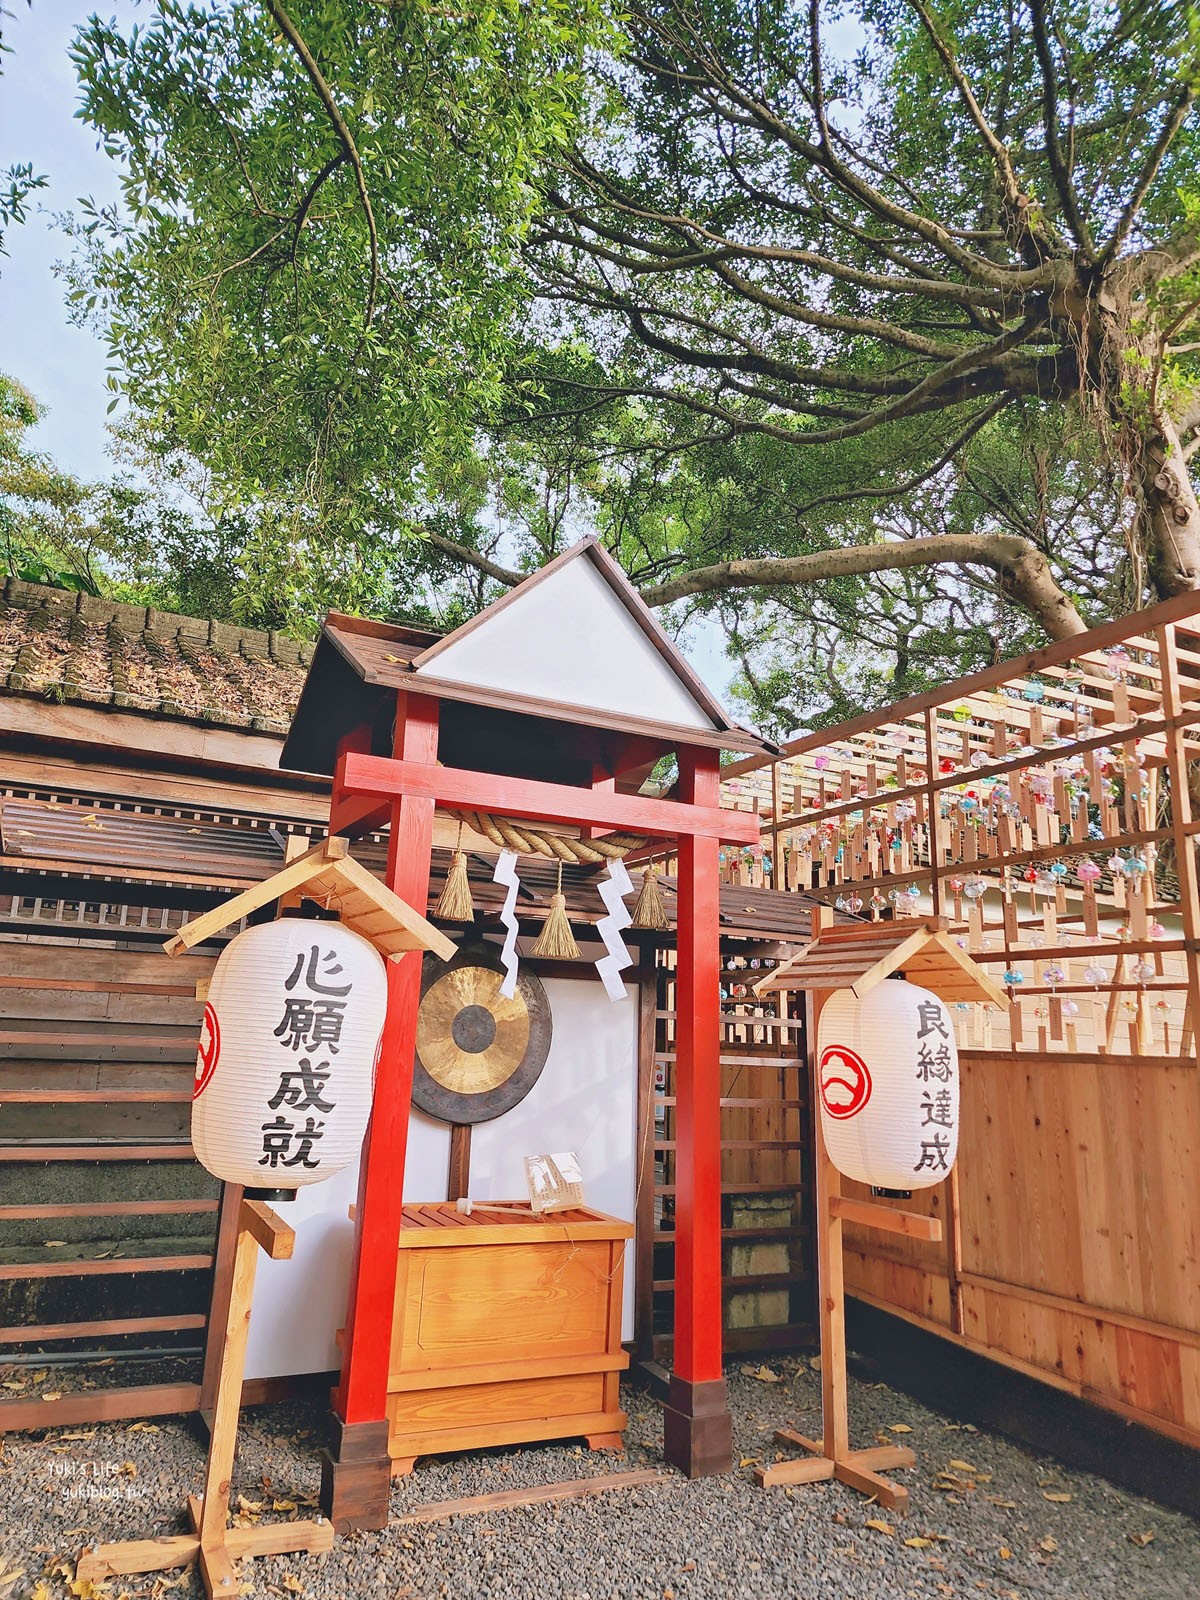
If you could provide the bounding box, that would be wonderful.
[722,587,1200,1062]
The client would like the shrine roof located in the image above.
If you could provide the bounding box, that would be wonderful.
[282,540,774,778]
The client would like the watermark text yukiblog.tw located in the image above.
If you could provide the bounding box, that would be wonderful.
[48,1459,142,1500]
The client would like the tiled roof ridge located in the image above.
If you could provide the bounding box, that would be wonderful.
[0,577,312,734]
[1,577,314,669]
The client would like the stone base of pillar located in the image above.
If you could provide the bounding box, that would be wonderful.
[319,1416,391,1532]
[662,1373,733,1478]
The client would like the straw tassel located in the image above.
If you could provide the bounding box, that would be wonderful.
[531,862,581,960]
[630,866,670,931]
[435,825,475,922]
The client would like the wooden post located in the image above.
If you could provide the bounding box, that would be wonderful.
[199,1182,244,1418]
[1157,624,1200,1055]
[634,954,659,1362]
[662,747,732,1477]
[77,1202,333,1596]
[323,691,439,1531]
[447,1125,471,1203]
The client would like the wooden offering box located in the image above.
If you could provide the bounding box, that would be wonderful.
[387,1202,633,1473]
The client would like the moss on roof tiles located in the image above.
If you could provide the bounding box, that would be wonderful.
[0,578,309,734]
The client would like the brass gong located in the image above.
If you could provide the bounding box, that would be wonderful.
[413,944,553,1124]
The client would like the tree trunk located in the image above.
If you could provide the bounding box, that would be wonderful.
[1139,413,1200,599]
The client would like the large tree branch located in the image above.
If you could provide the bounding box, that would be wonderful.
[641,533,1087,640]
[625,6,1062,290]
[264,0,379,335]
[423,513,1084,646]
[540,191,1013,312]
[538,334,1066,444]
[423,529,522,586]
[1027,0,1095,254]
[1099,83,1197,272]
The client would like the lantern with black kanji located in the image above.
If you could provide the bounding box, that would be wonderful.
[192,919,387,1190]
[815,980,958,1191]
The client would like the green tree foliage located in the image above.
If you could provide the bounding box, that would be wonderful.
[0,2,47,255]
[50,0,1200,727]
[519,0,1200,632]
[0,375,99,590]
[63,0,614,623]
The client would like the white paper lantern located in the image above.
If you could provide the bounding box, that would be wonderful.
[816,980,958,1191]
[192,919,387,1189]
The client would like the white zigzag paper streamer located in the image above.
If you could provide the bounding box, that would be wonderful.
[493,849,522,998]
[594,857,634,1001]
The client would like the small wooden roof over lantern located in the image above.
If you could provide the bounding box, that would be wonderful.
[752,917,1008,1007]
[164,836,456,962]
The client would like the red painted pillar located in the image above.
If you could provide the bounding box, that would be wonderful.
[321,691,438,1530]
[663,746,733,1476]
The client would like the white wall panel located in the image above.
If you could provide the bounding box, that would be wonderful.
[245,975,638,1375]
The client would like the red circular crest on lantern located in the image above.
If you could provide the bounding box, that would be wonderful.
[194,1002,220,1100]
[819,1044,872,1120]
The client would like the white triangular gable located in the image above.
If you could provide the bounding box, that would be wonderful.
[414,553,719,730]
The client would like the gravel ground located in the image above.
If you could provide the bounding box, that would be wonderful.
[0,1356,1196,1600]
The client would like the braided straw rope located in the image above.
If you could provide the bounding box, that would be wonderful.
[449,810,647,864]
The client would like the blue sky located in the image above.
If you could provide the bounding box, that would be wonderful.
[0,3,739,698]
[1,2,141,481]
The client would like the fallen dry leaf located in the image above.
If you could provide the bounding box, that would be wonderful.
[272,1498,298,1513]
[68,1581,108,1600]
[808,1355,822,1371]
[1042,1491,1072,1503]
[0,1572,26,1591]
[1128,1531,1155,1547]
[281,1578,304,1595]
[43,1241,67,1250]
[127,1422,159,1434]
[1039,1536,1058,1553]
[738,1457,761,1469]
[865,1518,895,1536]
[988,1497,1018,1509]
[948,1458,977,1471]
[998,1547,1012,1560]
[41,1392,62,1403]
[889,1423,913,1434]
[904,1537,934,1550]
[746,1364,782,1383]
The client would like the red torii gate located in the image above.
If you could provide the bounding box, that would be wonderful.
[280,540,770,1530]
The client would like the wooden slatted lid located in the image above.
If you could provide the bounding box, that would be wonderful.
[752,916,1007,1007]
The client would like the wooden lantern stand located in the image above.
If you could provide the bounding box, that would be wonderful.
[77,1199,334,1593]
[750,911,1007,1510]
[77,836,454,1588]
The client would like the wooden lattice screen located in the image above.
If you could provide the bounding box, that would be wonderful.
[722,593,1200,1061]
